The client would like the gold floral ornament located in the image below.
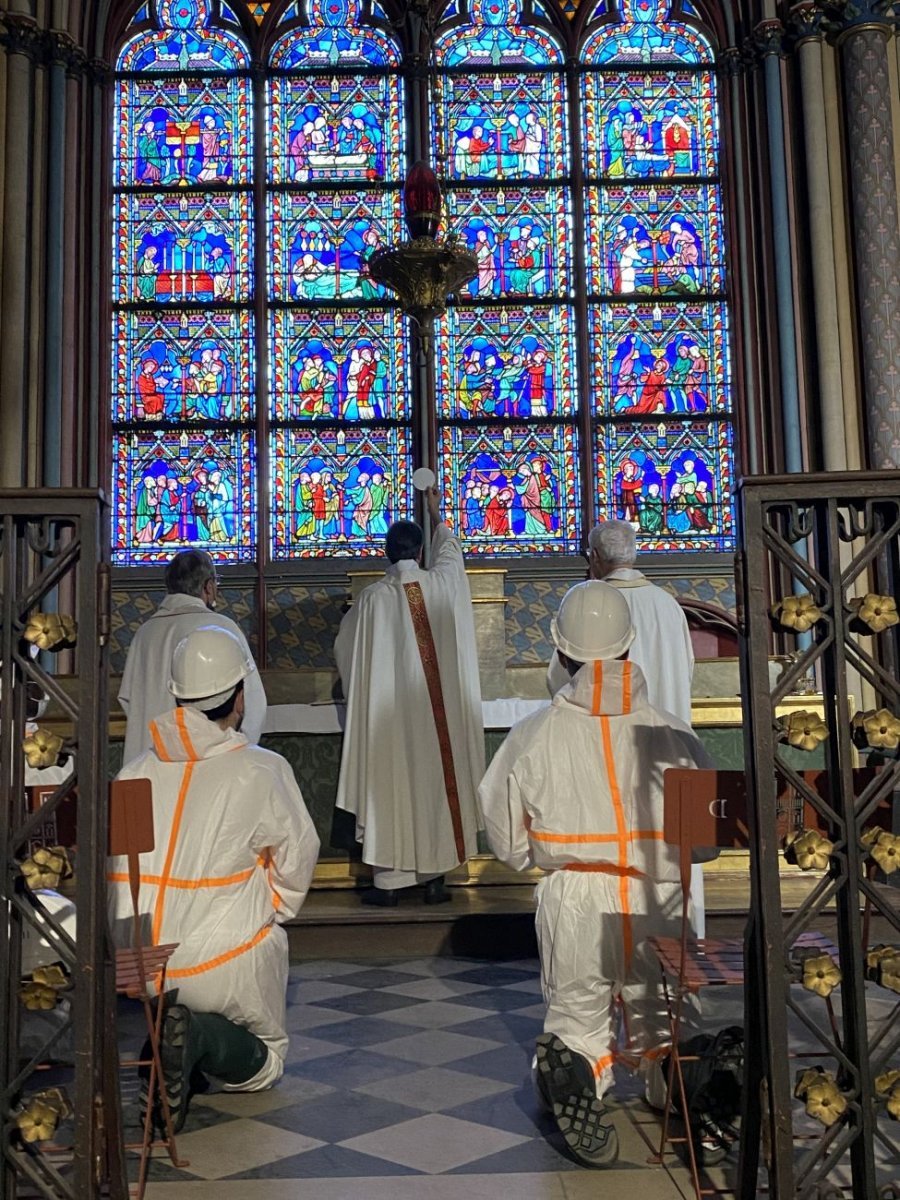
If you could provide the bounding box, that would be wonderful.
[14,1088,71,1144]
[801,953,842,998]
[861,708,900,751]
[778,710,829,752]
[860,824,883,849]
[888,1088,900,1121]
[870,831,900,875]
[19,846,71,891]
[32,964,68,990]
[18,982,58,1011]
[879,954,900,994]
[849,593,899,634]
[23,612,77,652]
[794,1068,847,1127]
[866,943,898,972]
[784,829,834,871]
[21,727,64,770]
[770,593,823,633]
[16,1099,59,1144]
[875,1069,900,1096]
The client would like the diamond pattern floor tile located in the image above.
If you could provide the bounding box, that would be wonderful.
[355,1065,516,1113]
[377,1029,503,1066]
[118,954,696,1196]
[339,1113,530,1174]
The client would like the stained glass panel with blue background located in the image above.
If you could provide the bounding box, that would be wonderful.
[581,69,717,180]
[445,186,572,299]
[589,300,731,416]
[270,427,412,558]
[436,72,568,183]
[595,418,734,551]
[268,73,403,185]
[439,423,580,555]
[268,190,401,302]
[115,191,253,304]
[270,309,410,422]
[115,75,251,188]
[585,183,724,296]
[114,309,255,424]
[113,428,256,564]
[436,306,577,420]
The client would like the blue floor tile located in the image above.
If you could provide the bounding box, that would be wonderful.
[330,969,428,991]
[286,1048,422,1089]
[447,986,543,1013]
[307,1016,422,1048]
[450,966,539,987]
[448,1012,544,1046]
[449,1044,534,1086]
[310,990,426,1017]
[223,1142,425,1179]
[443,1082,557,1140]
[265,1090,424,1143]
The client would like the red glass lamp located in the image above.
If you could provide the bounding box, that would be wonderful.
[403,161,441,241]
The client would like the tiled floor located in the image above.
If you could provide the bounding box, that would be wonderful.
[120,956,702,1199]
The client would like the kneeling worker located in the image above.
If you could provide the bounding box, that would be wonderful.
[108,626,319,1129]
[479,582,713,1167]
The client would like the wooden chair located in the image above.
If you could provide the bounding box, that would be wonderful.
[648,767,890,1198]
[109,778,187,1198]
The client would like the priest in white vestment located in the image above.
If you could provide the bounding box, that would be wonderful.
[119,549,267,765]
[547,519,704,932]
[335,487,485,905]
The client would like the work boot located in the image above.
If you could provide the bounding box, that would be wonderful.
[360,887,398,907]
[535,1033,619,1168]
[423,876,452,905]
[160,1005,269,1132]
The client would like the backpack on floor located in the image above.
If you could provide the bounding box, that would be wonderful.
[664,1024,744,1129]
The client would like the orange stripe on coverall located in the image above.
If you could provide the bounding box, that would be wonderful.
[593,661,633,967]
[531,829,663,845]
[174,706,200,760]
[149,719,171,762]
[592,1053,616,1078]
[151,761,195,948]
[167,922,274,979]
[107,866,256,889]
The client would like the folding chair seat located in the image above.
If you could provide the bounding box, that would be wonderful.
[109,778,188,1199]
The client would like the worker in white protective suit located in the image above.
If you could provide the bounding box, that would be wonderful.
[108,626,319,1131]
[479,581,714,1168]
[547,520,706,937]
[119,549,267,766]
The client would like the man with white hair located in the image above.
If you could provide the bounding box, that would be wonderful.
[479,582,713,1167]
[119,549,267,765]
[108,626,319,1131]
[568,519,704,933]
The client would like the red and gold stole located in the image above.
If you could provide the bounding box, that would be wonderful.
[402,581,466,863]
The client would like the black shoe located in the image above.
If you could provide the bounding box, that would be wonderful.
[160,1003,198,1133]
[535,1033,619,1167]
[423,877,452,905]
[360,887,398,907]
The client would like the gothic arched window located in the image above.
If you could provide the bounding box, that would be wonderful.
[581,0,733,549]
[112,0,256,564]
[268,0,411,558]
[111,0,734,566]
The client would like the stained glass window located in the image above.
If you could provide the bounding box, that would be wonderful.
[112,0,255,564]
[581,0,734,552]
[268,0,410,559]
[433,0,580,555]
[112,0,735,567]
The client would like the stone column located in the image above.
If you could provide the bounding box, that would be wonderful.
[790,3,847,470]
[829,0,900,468]
[753,20,804,472]
[0,13,40,487]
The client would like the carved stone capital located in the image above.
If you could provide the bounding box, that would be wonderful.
[717,44,749,77]
[0,13,45,62]
[47,29,88,75]
[751,19,786,60]
[818,0,894,41]
[789,1,828,44]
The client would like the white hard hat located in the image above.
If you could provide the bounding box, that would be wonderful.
[167,625,255,710]
[550,581,635,663]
